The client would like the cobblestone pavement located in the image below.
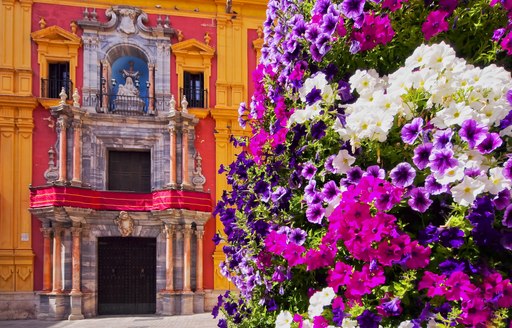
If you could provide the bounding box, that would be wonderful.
[0,313,219,328]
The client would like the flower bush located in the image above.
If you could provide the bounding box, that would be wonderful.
[213,0,512,327]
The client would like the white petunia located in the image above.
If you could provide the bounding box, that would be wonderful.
[434,162,465,185]
[423,41,457,72]
[349,69,383,96]
[307,303,323,318]
[299,72,329,103]
[432,102,473,127]
[309,287,336,307]
[486,167,512,195]
[398,321,415,328]
[275,310,293,328]
[287,103,322,126]
[451,177,486,206]
[341,318,360,328]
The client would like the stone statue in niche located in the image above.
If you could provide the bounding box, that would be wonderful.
[118,8,137,34]
[114,61,145,114]
[115,211,134,237]
[117,61,140,97]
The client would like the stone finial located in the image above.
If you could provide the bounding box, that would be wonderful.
[59,87,67,105]
[257,26,263,39]
[70,21,78,34]
[169,94,176,111]
[39,17,47,29]
[177,29,184,42]
[192,152,206,191]
[204,32,211,45]
[181,95,188,113]
[43,147,59,183]
[72,88,80,107]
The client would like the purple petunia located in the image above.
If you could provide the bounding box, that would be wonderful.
[439,259,466,274]
[476,132,502,154]
[439,227,465,249]
[459,119,488,149]
[322,180,341,202]
[305,87,322,105]
[341,0,366,20]
[503,204,512,228]
[325,155,337,173]
[408,188,433,213]
[357,310,382,328]
[424,174,448,195]
[306,203,325,224]
[493,189,510,210]
[413,143,433,170]
[428,148,458,175]
[390,162,416,188]
[301,162,318,180]
[433,129,453,149]
[364,165,386,179]
[504,157,512,180]
[401,117,423,144]
[347,166,364,184]
[288,228,307,245]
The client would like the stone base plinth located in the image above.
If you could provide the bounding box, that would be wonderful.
[38,293,70,320]
[193,292,204,313]
[0,292,37,320]
[179,292,194,315]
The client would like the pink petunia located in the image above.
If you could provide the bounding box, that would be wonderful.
[281,243,306,267]
[405,241,431,269]
[421,10,450,41]
[264,231,287,255]
[327,261,353,292]
[376,240,403,267]
[418,271,447,297]
[444,271,476,301]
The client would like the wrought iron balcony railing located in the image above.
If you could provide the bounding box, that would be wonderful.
[41,78,73,99]
[180,88,208,109]
[82,92,172,116]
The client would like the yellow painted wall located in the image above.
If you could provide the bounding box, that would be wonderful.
[0,0,36,292]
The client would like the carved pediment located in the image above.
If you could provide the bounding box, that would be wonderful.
[171,39,215,57]
[31,25,82,46]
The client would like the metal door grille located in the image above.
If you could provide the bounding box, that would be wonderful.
[97,237,156,315]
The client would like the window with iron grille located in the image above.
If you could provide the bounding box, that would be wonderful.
[43,62,71,98]
[108,150,151,193]
[183,72,206,108]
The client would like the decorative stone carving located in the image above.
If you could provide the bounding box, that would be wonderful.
[169,94,176,112]
[118,8,137,34]
[70,21,78,34]
[192,152,206,191]
[204,32,211,45]
[114,211,135,237]
[39,17,47,29]
[72,88,80,107]
[177,29,184,42]
[43,147,59,183]
[59,87,67,105]
[181,95,188,113]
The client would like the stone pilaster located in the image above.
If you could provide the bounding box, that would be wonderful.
[52,226,64,294]
[168,121,177,188]
[41,226,52,292]
[56,117,68,184]
[181,122,190,188]
[71,118,82,186]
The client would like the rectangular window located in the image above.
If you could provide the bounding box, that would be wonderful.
[183,72,205,108]
[108,150,151,193]
[44,62,71,98]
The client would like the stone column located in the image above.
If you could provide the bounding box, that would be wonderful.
[41,226,52,292]
[182,225,192,292]
[195,227,204,292]
[70,225,81,294]
[71,119,82,186]
[52,226,63,293]
[181,122,190,188]
[168,122,177,188]
[69,224,84,320]
[164,224,175,292]
[148,63,155,113]
[56,117,67,184]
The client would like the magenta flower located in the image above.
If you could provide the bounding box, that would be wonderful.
[459,119,488,149]
[405,241,431,269]
[418,271,447,297]
[381,0,408,11]
[421,10,450,41]
[444,271,475,302]
[327,261,353,291]
[390,162,416,188]
[401,117,423,144]
[500,31,512,55]
[408,188,433,213]
[264,231,287,255]
[376,241,402,266]
[281,243,306,267]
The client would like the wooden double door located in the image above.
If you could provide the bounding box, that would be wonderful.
[97,237,156,315]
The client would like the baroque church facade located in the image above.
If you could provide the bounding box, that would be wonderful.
[0,0,266,320]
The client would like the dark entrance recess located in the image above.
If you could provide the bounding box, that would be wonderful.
[97,237,157,315]
[108,150,151,193]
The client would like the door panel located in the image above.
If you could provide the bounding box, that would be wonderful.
[97,237,156,315]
